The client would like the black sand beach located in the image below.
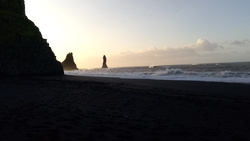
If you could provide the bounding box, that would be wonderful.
[1,75,250,141]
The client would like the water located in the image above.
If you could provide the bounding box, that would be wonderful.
[65,62,250,83]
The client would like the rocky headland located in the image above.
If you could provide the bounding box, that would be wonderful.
[0,0,63,75]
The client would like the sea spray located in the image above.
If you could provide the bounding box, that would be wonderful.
[65,62,250,83]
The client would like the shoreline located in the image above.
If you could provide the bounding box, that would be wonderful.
[1,75,250,140]
[64,70,250,84]
[62,75,250,98]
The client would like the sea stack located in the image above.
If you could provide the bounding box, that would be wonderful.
[0,0,64,75]
[102,55,108,68]
[62,53,78,70]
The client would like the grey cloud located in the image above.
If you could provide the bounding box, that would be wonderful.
[109,39,235,67]
[190,39,223,51]
[224,39,250,46]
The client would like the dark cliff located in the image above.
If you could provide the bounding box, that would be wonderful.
[0,0,63,75]
[62,53,78,70]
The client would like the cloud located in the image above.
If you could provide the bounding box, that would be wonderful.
[119,46,199,58]
[105,38,250,67]
[114,39,222,60]
[79,38,250,68]
[127,38,222,58]
[189,38,223,51]
[109,39,215,67]
[109,48,199,67]
[224,39,250,46]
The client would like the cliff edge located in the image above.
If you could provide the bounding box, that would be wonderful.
[0,0,63,75]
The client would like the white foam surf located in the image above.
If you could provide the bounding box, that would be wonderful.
[65,63,250,84]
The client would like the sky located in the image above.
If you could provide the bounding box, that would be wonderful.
[25,0,250,68]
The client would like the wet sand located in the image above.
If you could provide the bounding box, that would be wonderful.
[0,75,250,141]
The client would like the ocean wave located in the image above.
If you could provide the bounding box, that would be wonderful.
[165,68,184,75]
[65,63,250,83]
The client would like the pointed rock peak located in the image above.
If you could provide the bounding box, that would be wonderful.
[102,55,108,68]
[62,52,78,70]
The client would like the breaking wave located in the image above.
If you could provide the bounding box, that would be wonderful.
[65,62,250,83]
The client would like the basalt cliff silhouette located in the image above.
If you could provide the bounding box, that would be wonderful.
[62,53,78,70]
[0,0,63,75]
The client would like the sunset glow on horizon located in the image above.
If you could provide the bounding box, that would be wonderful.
[25,0,250,68]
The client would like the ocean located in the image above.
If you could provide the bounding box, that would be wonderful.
[65,62,250,84]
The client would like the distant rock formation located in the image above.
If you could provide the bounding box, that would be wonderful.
[0,0,63,75]
[102,55,108,68]
[62,53,78,70]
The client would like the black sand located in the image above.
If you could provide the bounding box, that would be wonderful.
[0,75,250,141]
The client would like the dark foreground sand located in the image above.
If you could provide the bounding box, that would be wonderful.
[1,75,250,141]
